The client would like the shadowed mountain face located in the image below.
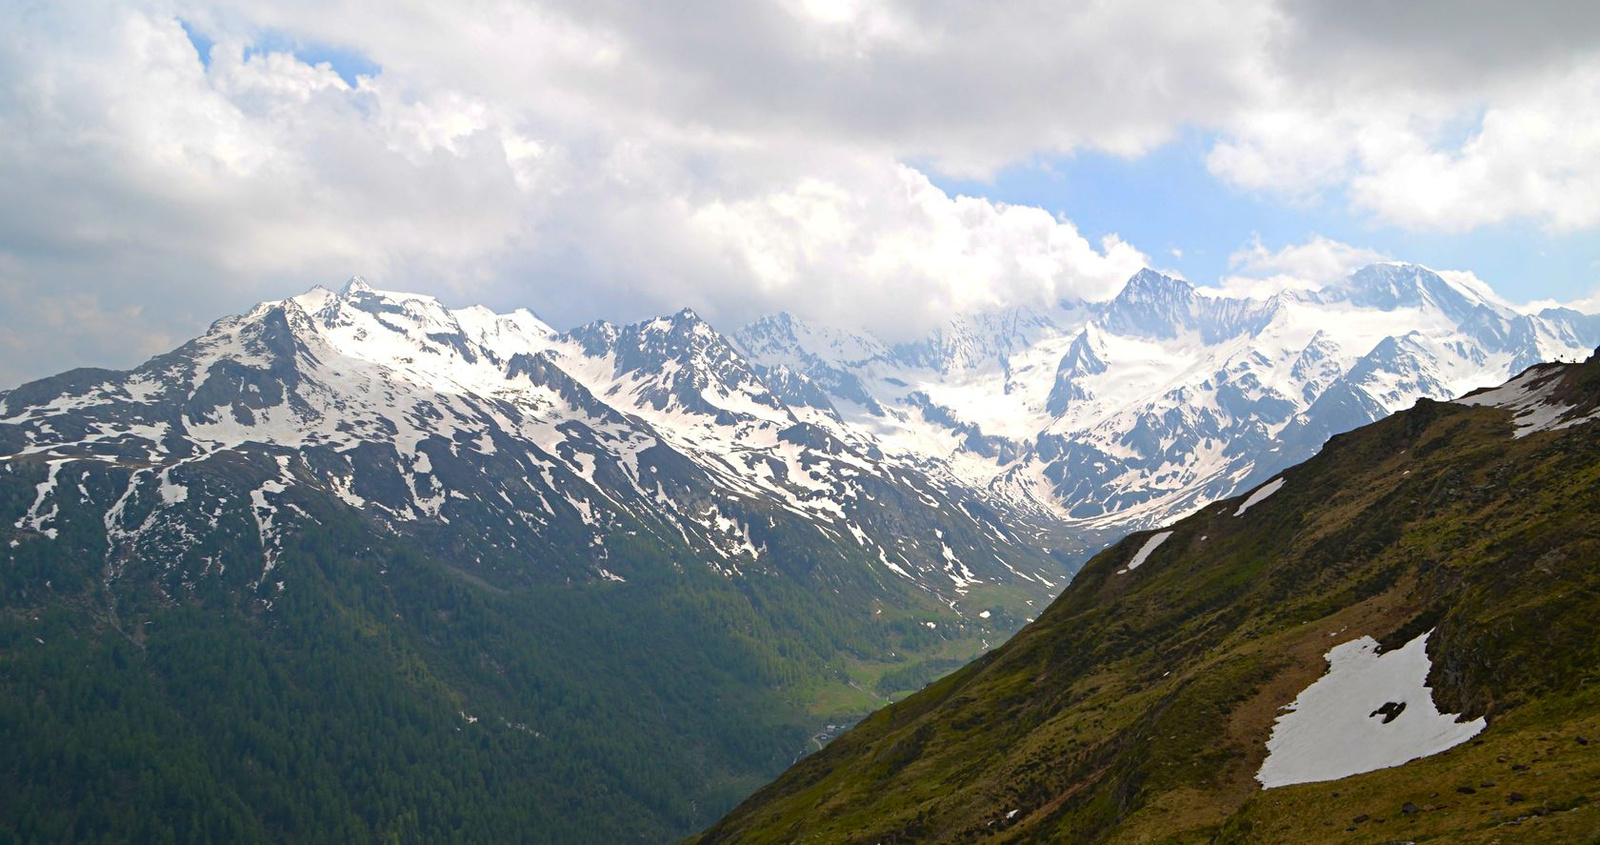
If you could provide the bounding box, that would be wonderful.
[694,350,1600,843]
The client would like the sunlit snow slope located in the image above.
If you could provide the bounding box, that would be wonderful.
[735,263,1600,534]
[0,278,1075,619]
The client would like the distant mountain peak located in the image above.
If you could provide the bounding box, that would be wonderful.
[1046,326,1109,415]
[1101,269,1202,340]
[1324,263,1502,323]
[1060,325,1109,377]
[340,275,373,296]
[1116,268,1195,303]
[1341,262,1435,298]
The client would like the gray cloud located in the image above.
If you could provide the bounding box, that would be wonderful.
[1284,1,1600,89]
[1,0,1597,388]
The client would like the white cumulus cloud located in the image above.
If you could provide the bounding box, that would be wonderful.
[0,0,1598,386]
[1204,235,1389,299]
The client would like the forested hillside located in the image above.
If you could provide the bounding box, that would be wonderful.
[1,499,992,842]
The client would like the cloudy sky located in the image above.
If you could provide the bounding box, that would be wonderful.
[2,0,1598,387]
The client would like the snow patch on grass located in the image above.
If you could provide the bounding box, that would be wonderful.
[1233,477,1284,517]
[1117,531,1172,574]
[1456,366,1598,438]
[1256,629,1484,789]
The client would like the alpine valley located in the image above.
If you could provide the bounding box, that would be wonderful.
[2,263,1596,841]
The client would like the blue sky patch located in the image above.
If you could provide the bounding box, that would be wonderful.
[178,18,214,69]
[181,20,381,88]
[928,133,1599,304]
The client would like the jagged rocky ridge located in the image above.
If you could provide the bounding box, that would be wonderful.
[735,263,1600,534]
[0,278,1076,612]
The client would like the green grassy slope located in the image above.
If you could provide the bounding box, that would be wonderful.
[695,355,1600,843]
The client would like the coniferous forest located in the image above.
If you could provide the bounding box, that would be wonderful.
[0,499,979,842]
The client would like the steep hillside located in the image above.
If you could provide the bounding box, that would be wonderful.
[696,351,1600,843]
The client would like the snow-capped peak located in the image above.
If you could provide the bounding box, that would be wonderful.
[1320,263,1505,322]
[1112,268,1194,304]
[340,275,374,296]
[735,262,1600,535]
[1101,269,1205,340]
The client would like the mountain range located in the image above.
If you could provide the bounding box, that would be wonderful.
[2,277,1077,612]
[735,262,1599,533]
[2,262,1596,840]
